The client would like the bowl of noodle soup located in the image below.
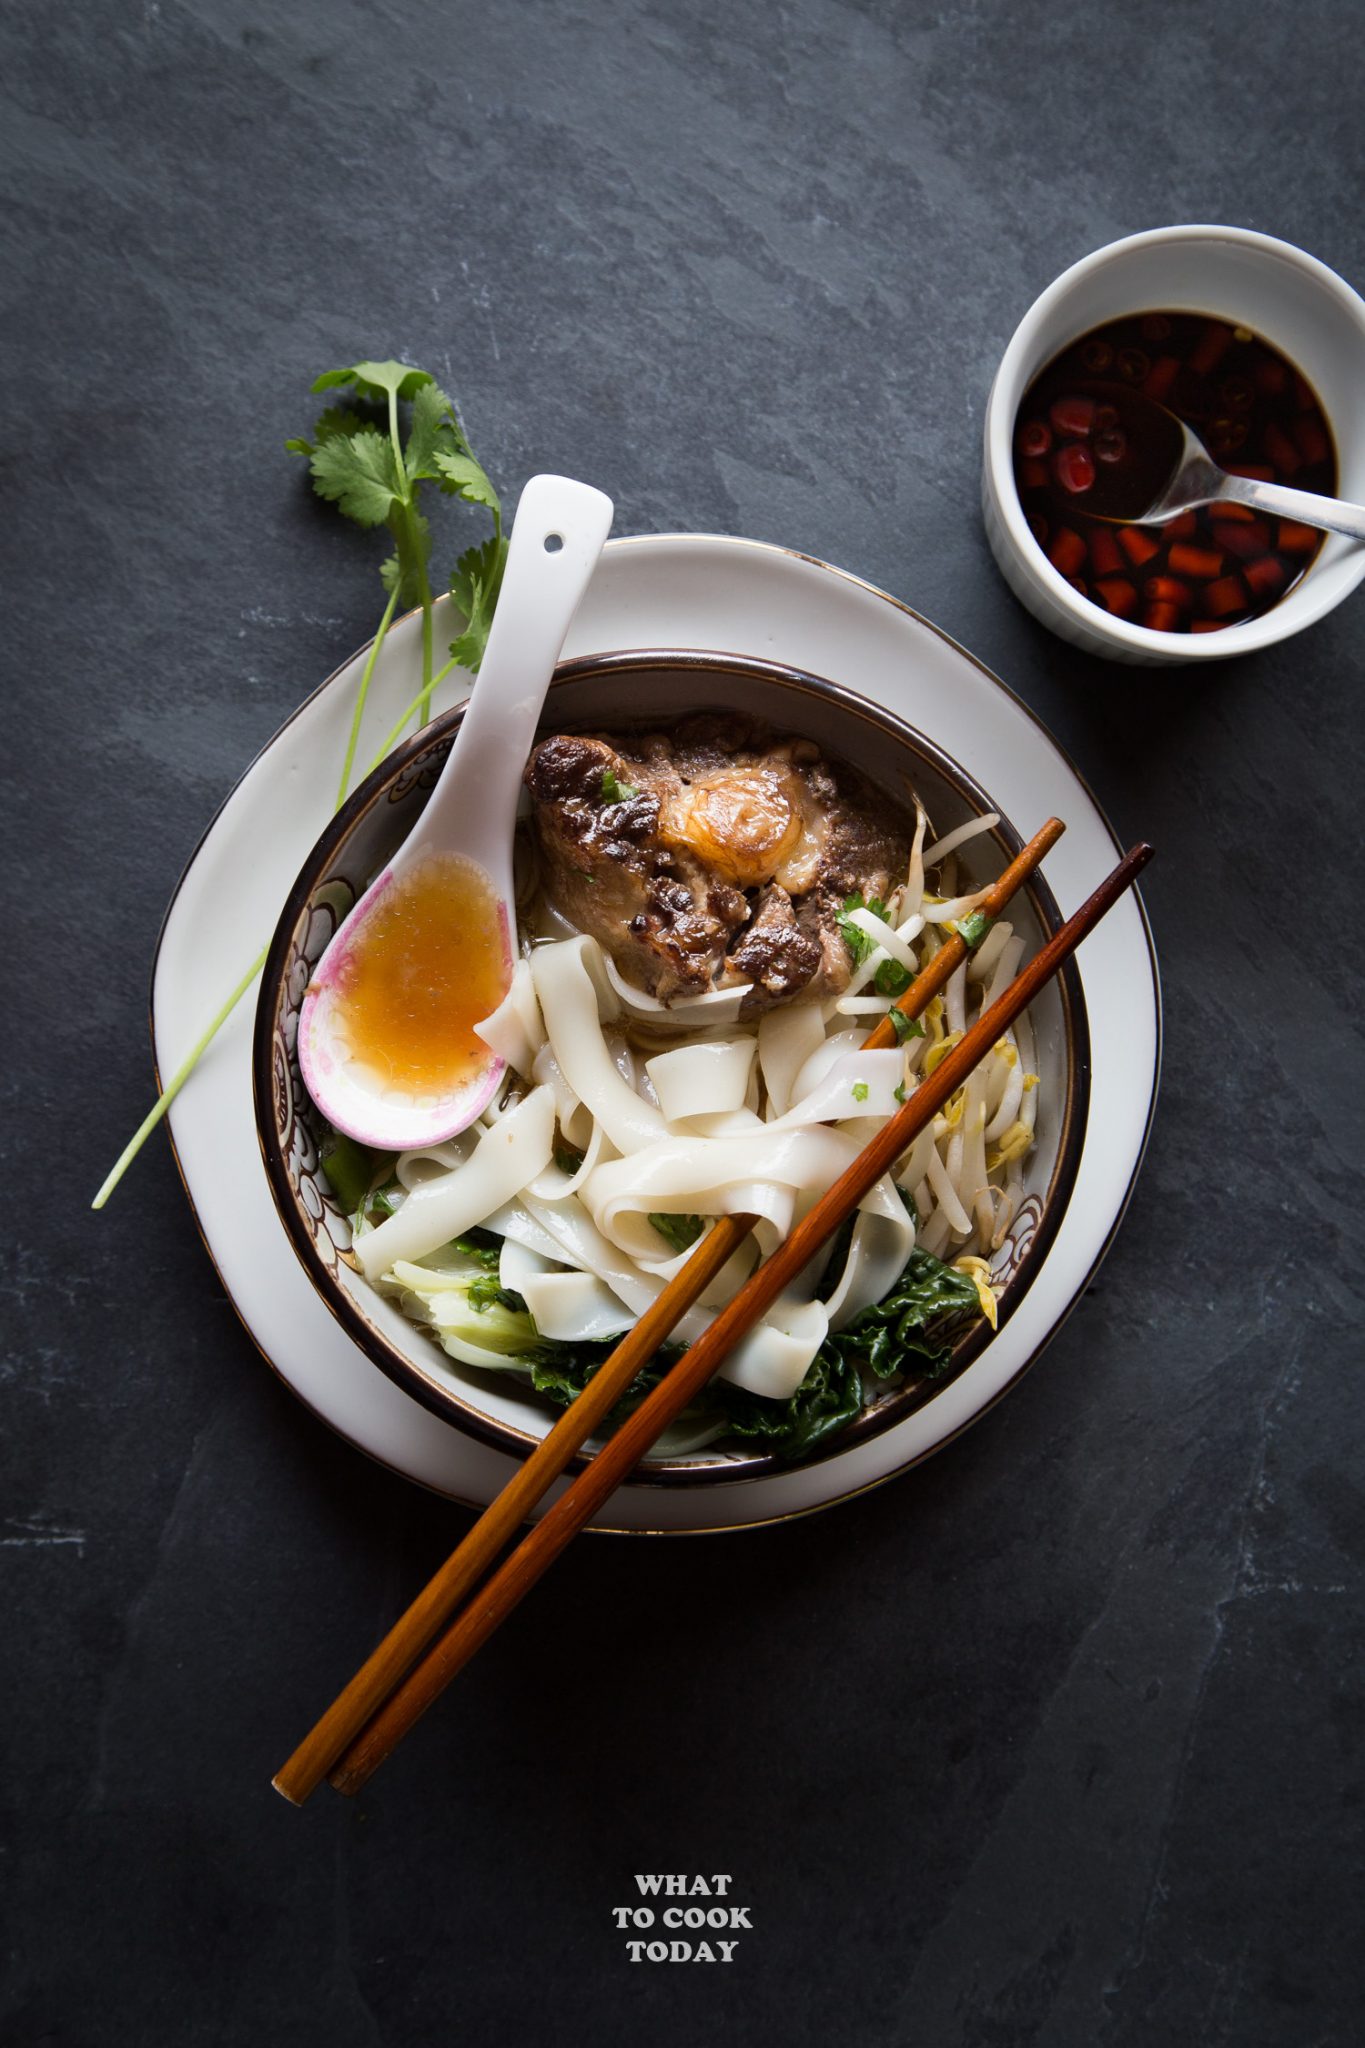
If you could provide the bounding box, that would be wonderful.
[255,651,1090,1482]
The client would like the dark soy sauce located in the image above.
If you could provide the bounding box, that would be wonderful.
[1012,313,1337,633]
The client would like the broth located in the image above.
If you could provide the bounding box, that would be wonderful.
[331,853,507,1092]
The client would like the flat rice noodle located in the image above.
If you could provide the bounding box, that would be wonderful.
[680,1107,766,1140]
[530,938,667,1155]
[481,1199,585,1267]
[646,1038,756,1123]
[581,1125,906,1264]
[498,1237,556,1293]
[530,1041,588,1147]
[519,1188,714,1345]
[757,1003,826,1119]
[354,1087,555,1280]
[716,1298,829,1400]
[473,958,545,1080]
[823,1206,917,1330]
[788,1029,867,1111]
[394,1135,475,1192]
[777,1049,904,1127]
[518,1269,636,1342]
[524,1113,613,1201]
[638,1225,760,1305]
[500,1225,656,1343]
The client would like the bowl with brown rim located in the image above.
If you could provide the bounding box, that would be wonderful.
[253,649,1090,1483]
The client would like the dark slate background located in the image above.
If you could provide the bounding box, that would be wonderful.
[4,2,1362,2043]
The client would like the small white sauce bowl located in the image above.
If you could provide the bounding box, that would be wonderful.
[982,224,1365,664]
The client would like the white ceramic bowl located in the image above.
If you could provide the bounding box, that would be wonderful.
[982,224,1365,664]
[255,650,1089,1485]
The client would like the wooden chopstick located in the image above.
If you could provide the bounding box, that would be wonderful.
[272,816,1065,1805]
[324,838,1152,1797]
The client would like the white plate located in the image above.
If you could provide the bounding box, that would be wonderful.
[154,535,1160,1532]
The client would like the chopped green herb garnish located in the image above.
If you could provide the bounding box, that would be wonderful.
[851,1081,870,1104]
[837,892,891,966]
[956,910,995,949]
[889,1006,925,1044]
[600,766,639,805]
[875,957,912,998]
[893,1081,907,1104]
[648,1213,706,1254]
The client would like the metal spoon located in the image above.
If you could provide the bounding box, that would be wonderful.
[298,473,614,1151]
[1078,383,1365,540]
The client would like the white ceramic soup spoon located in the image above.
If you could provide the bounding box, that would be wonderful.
[298,472,614,1151]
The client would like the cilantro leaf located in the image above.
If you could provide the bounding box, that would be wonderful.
[837,892,892,966]
[838,905,875,966]
[851,1081,870,1103]
[433,449,502,522]
[875,957,912,998]
[889,1006,925,1044]
[314,405,368,443]
[450,532,509,672]
[601,766,639,804]
[308,428,403,527]
[313,359,434,403]
[404,382,469,481]
[286,406,371,458]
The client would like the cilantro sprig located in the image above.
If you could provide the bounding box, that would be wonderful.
[94,357,507,1210]
[287,360,505,801]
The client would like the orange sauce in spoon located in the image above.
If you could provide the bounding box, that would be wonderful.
[330,854,509,1093]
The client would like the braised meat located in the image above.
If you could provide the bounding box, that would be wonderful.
[523,716,910,1014]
